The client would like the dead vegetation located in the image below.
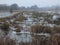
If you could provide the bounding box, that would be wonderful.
[15,16,26,22]
[30,24,53,33]
[0,37,16,45]
[54,21,60,25]
[1,22,10,30]
[19,42,31,45]
[14,25,23,32]
[30,24,43,33]
[0,12,60,45]
[54,26,60,33]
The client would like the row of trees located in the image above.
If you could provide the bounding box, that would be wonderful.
[0,4,19,11]
[0,4,40,11]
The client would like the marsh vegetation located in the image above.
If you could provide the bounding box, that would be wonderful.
[0,11,60,45]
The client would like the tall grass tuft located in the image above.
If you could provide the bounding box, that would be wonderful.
[0,37,16,45]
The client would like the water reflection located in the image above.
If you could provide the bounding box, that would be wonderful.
[0,12,12,18]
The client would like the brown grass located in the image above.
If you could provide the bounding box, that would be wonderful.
[0,37,16,45]
[30,25,43,33]
[1,22,10,35]
[30,24,52,33]
[54,21,60,25]
[14,25,23,32]
[54,26,60,33]
[19,42,31,45]
[43,26,52,33]
[31,35,51,45]
[15,16,26,22]
[1,22,10,30]
[51,34,60,45]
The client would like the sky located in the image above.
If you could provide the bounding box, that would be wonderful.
[0,0,60,7]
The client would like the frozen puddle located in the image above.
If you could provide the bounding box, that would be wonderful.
[8,30,32,43]
[0,12,17,18]
[0,12,12,18]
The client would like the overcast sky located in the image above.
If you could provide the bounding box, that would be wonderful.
[0,0,60,7]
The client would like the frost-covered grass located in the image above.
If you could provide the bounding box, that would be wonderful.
[0,11,60,45]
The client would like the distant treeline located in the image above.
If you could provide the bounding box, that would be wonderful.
[0,3,60,11]
[0,4,40,11]
[0,4,19,11]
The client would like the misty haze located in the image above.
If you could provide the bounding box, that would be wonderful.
[0,0,60,45]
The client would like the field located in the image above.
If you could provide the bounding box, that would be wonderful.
[0,11,60,45]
